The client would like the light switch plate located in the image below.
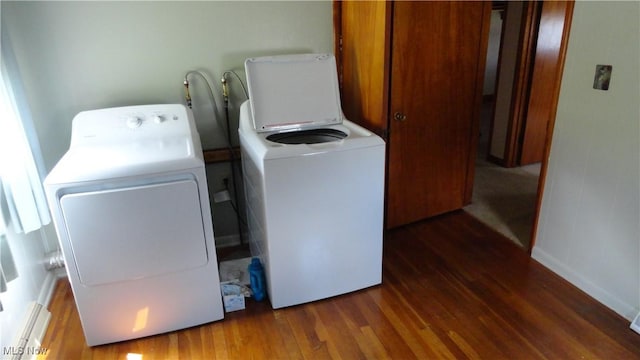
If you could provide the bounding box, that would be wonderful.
[593,64,612,90]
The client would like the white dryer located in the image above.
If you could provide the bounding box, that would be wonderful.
[44,104,224,346]
[239,54,385,309]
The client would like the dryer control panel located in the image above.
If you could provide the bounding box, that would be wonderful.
[70,104,196,148]
[45,104,203,184]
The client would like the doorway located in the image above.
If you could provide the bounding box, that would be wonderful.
[464,0,574,252]
[465,1,540,250]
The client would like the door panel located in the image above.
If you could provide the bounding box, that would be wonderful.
[386,1,491,228]
[520,1,572,165]
[339,0,391,136]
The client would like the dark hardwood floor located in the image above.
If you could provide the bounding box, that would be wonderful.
[40,211,640,359]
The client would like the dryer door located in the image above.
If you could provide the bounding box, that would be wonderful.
[60,179,209,286]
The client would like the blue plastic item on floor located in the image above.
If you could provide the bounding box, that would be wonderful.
[248,258,266,302]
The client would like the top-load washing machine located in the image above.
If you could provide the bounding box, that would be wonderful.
[44,104,224,346]
[238,53,385,309]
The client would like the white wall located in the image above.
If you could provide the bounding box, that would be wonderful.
[489,1,522,160]
[2,0,333,242]
[3,1,334,168]
[533,1,640,320]
[483,9,502,96]
[0,0,333,346]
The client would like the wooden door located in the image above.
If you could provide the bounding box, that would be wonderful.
[519,0,573,165]
[337,1,391,137]
[386,1,491,228]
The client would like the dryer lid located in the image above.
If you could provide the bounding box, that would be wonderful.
[245,53,343,133]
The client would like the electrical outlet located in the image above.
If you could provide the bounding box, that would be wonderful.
[214,190,231,203]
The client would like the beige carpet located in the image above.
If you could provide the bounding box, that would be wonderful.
[465,157,540,249]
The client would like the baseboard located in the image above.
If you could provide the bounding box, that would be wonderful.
[631,313,640,334]
[486,153,506,167]
[36,272,60,309]
[531,247,638,321]
[7,302,51,360]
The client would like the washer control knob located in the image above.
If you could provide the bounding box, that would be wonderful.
[152,114,165,124]
[126,116,142,128]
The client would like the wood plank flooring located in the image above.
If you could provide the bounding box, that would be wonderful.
[40,211,640,359]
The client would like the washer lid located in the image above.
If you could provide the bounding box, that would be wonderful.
[245,53,343,133]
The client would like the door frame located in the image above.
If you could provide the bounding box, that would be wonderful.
[502,1,541,168]
[527,0,575,252]
[472,0,575,252]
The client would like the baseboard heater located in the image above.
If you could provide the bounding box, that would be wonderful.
[631,312,640,335]
[7,302,51,360]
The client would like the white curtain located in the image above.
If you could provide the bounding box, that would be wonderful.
[0,24,51,310]
[0,27,50,235]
